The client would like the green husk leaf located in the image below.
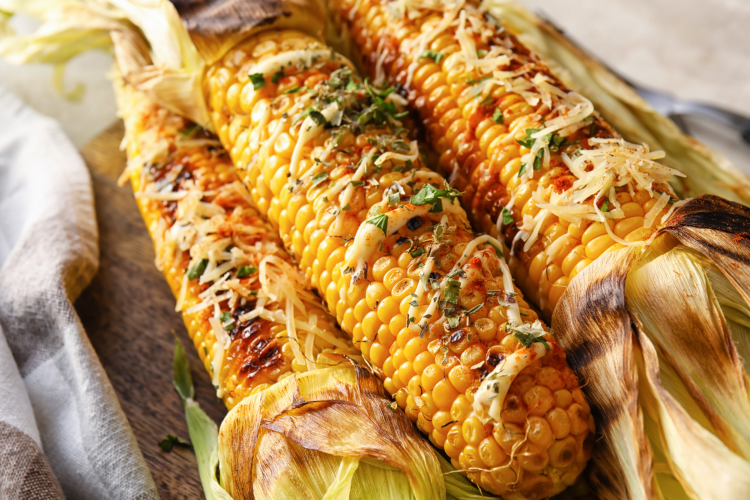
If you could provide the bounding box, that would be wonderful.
[172,336,232,500]
[172,333,194,401]
[322,457,360,500]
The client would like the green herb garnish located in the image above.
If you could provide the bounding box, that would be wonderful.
[419,50,445,64]
[236,265,258,278]
[158,434,191,453]
[311,172,329,186]
[366,213,389,236]
[187,259,208,280]
[249,73,266,90]
[445,278,461,305]
[501,206,514,226]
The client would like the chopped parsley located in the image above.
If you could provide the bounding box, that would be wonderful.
[601,198,610,213]
[501,206,514,226]
[366,213,389,236]
[410,181,462,212]
[517,128,540,149]
[249,73,266,90]
[419,50,445,65]
[532,148,543,171]
[465,303,484,315]
[158,434,190,452]
[271,70,284,84]
[410,248,426,258]
[492,109,504,124]
[308,110,327,126]
[187,259,208,280]
[513,330,550,350]
[236,265,258,278]
[518,163,527,177]
[444,278,461,305]
[311,172,329,186]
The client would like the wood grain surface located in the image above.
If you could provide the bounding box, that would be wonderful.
[75,121,227,500]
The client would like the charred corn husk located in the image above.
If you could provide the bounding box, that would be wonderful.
[114,76,358,409]
[328,0,693,319]
[202,29,593,498]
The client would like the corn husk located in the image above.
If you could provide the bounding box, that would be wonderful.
[173,334,495,500]
[0,0,210,127]
[218,365,444,500]
[553,195,750,499]
[483,0,750,205]
[171,0,326,65]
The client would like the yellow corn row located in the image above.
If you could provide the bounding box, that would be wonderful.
[204,29,593,498]
[330,0,681,318]
[115,76,356,410]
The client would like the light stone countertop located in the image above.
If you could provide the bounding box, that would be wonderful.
[1,1,749,172]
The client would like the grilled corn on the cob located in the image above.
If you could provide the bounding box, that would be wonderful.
[0,3,594,497]
[115,75,357,409]
[329,0,688,318]
[204,29,593,498]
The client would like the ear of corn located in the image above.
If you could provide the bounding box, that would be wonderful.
[114,73,358,409]
[0,2,593,498]
[328,2,750,499]
[203,28,593,499]
[482,0,750,207]
[328,0,690,319]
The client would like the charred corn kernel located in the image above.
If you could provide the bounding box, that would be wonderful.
[549,436,578,468]
[116,80,354,411]
[202,26,592,498]
[335,0,683,323]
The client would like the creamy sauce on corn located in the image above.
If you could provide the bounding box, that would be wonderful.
[248,50,355,80]
[474,338,549,423]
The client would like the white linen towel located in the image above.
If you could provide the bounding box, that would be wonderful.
[0,85,159,500]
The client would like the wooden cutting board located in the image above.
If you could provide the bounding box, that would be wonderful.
[75,121,227,499]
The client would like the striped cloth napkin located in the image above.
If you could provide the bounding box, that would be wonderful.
[0,86,159,500]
